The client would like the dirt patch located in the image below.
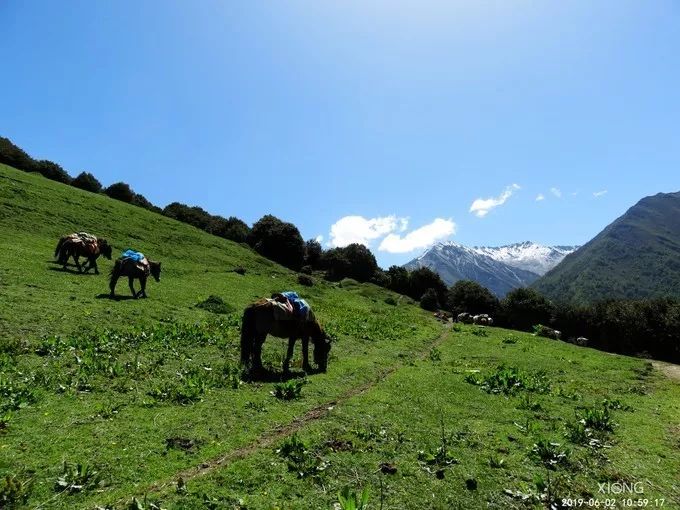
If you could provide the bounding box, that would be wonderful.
[652,361,680,383]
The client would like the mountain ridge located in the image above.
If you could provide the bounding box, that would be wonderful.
[406,241,578,297]
[533,191,680,303]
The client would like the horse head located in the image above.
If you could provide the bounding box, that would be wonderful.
[99,240,113,260]
[150,261,162,282]
[311,324,332,373]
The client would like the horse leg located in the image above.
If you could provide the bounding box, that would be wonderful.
[252,334,265,372]
[139,276,147,298]
[283,337,296,373]
[128,276,137,298]
[73,255,82,273]
[91,256,99,275]
[302,336,312,372]
[110,273,119,297]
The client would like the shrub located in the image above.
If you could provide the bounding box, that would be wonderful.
[248,215,305,270]
[529,439,570,470]
[299,265,313,275]
[501,288,554,332]
[0,473,33,509]
[196,295,235,314]
[71,171,102,193]
[104,182,135,203]
[420,288,439,311]
[271,379,306,400]
[54,462,102,493]
[298,274,314,287]
[446,280,499,316]
[321,244,378,282]
[303,239,323,268]
[34,159,71,184]
[409,267,447,304]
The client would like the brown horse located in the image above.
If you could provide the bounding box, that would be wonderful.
[54,233,112,274]
[109,257,161,298]
[240,299,331,375]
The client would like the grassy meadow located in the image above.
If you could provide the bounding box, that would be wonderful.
[1,164,679,509]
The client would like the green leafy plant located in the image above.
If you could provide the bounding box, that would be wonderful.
[529,439,570,470]
[54,462,103,493]
[465,366,550,395]
[271,378,306,400]
[276,434,329,481]
[337,486,369,510]
[0,473,33,509]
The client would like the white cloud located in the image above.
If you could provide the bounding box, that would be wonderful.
[379,218,456,254]
[328,215,402,248]
[535,193,545,201]
[550,187,562,198]
[469,184,521,218]
[593,190,608,198]
[315,235,324,243]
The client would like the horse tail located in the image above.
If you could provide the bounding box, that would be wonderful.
[240,305,257,366]
[54,237,65,259]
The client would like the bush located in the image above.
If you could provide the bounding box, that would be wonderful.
[420,288,439,311]
[446,280,498,316]
[71,172,102,193]
[409,267,447,304]
[196,296,235,314]
[320,244,378,282]
[248,215,305,270]
[104,182,135,203]
[298,274,314,287]
[206,216,250,243]
[501,288,553,332]
[34,160,71,184]
[304,239,323,268]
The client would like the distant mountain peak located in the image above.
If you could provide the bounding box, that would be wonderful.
[405,241,579,297]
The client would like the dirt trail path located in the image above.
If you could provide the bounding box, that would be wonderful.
[652,361,680,382]
[119,324,453,502]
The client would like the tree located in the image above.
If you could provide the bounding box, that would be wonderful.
[34,160,71,184]
[446,280,499,316]
[206,216,250,243]
[104,182,135,203]
[339,243,378,282]
[303,239,323,268]
[420,288,440,311]
[247,214,305,270]
[386,266,410,296]
[320,248,351,281]
[163,202,211,230]
[501,287,554,332]
[71,172,102,193]
[0,137,35,171]
[408,267,447,303]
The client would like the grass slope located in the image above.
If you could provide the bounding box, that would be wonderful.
[533,191,680,304]
[1,164,679,509]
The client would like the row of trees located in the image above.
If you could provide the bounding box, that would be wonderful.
[443,280,680,363]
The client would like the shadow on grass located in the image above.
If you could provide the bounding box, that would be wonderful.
[246,367,309,383]
[47,266,98,275]
[95,293,136,301]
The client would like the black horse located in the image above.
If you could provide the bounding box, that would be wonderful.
[54,233,112,274]
[240,298,331,375]
[109,257,161,298]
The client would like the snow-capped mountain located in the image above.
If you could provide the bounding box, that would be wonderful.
[472,242,580,276]
[404,242,579,297]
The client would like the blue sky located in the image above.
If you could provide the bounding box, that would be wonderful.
[2,1,679,267]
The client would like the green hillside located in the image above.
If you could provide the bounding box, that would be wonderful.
[1,164,679,509]
[533,191,680,304]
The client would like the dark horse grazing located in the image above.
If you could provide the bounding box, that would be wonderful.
[109,257,161,298]
[54,234,112,274]
[240,299,331,375]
